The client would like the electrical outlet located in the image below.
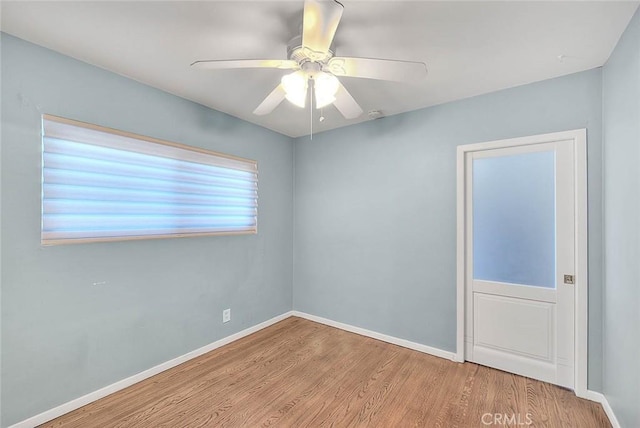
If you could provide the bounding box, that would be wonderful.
[223,308,231,323]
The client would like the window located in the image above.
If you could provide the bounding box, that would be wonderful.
[41,115,257,245]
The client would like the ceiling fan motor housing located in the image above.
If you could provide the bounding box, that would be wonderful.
[287,35,335,73]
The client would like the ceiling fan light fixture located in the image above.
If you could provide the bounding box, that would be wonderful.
[281,71,308,108]
[314,72,340,108]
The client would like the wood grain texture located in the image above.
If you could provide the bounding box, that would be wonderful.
[41,317,610,428]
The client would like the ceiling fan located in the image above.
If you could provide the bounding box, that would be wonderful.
[192,0,427,120]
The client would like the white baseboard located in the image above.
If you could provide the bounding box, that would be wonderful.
[291,311,457,361]
[581,390,620,428]
[9,311,294,428]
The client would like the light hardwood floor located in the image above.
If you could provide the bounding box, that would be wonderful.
[42,317,610,427]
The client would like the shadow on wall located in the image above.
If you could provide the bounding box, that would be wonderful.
[196,107,239,134]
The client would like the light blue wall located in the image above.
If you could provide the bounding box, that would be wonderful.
[293,69,604,390]
[0,34,294,427]
[602,7,640,428]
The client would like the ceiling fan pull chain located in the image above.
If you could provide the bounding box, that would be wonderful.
[310,79,314,140]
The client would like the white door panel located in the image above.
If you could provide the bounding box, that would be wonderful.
[464,139,575,389]
[474,293,555,362]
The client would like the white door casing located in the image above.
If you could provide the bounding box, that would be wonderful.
[455,129,588,397]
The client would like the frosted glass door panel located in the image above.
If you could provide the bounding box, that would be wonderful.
[473,151,556,288]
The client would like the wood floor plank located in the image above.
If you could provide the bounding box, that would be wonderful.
[41,317,610,428]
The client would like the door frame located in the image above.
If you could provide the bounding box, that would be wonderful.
[455,129,588,398]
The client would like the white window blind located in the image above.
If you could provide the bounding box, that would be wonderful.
[41,115,258,245]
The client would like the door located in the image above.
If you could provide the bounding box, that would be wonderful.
[463,139,575,388]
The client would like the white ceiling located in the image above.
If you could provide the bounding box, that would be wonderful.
[2,1,638,138]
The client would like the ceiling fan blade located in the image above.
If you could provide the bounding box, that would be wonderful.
[327,57,427,82]
[191,59,298,70]
[332,82,363,119]
[253,84,287,116]
[302,0,344,58]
